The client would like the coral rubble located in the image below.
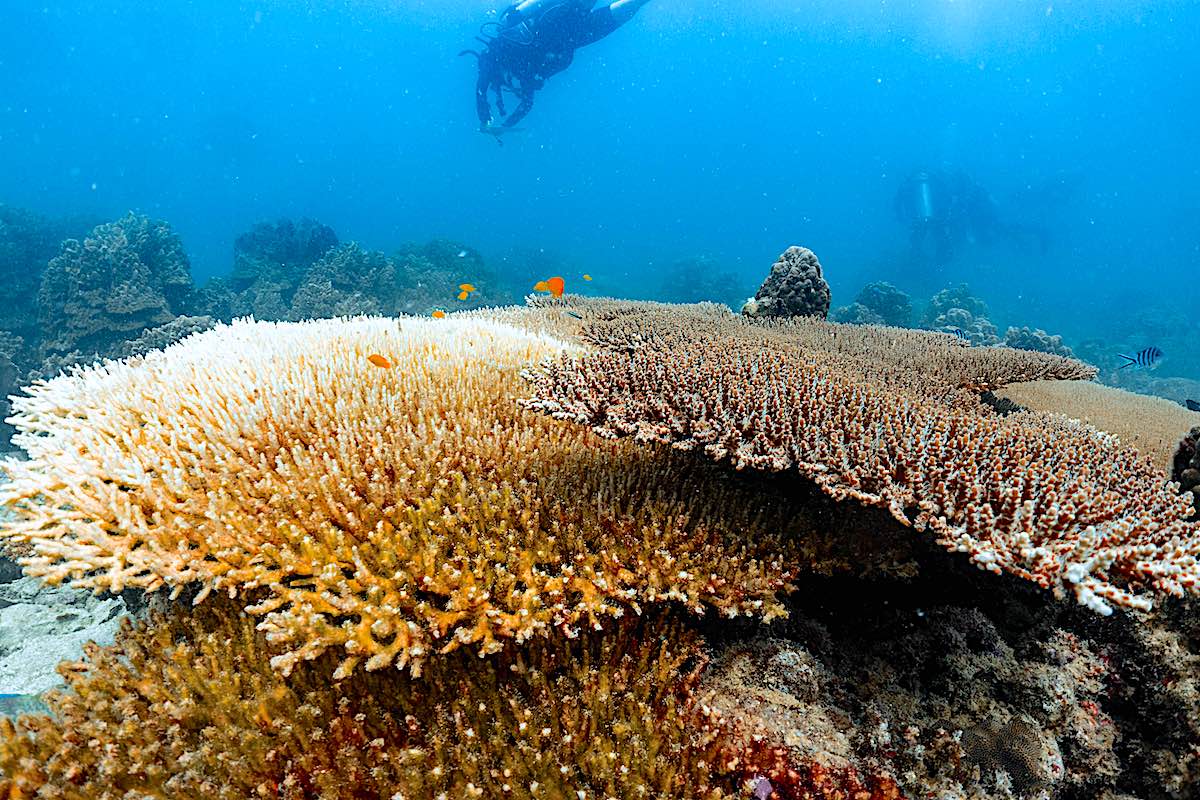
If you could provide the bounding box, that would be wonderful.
[742,246,831,320]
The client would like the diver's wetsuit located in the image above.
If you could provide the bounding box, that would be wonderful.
[470,0,650,130]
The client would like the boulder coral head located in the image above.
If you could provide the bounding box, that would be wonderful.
[742,246,832,320]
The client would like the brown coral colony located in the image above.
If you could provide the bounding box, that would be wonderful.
[522,299,1200,614]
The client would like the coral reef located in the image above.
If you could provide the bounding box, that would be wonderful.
[741,246,831,320]
[36,213,194,360]
[0,599,748,799]
[392,239,512,314]
[0,316,794,678]
[1003,326,1075,358]
[288,242,397,319]
[522,299,1197,614]
[829,302,885,326]
[997,379,1199,473]
[653,255,750,310]
[697,531,1200,800]
[192,217,339,320]
[0,205,94,346]
[112,314,216,360]
[921,284,1000,345]
[832,282,912,328]
[1174,425,1200,518]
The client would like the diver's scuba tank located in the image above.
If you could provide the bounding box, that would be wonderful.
[914,170,936,222]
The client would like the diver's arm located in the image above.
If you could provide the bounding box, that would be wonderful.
[475,71,494,129]
[503,91,535,127]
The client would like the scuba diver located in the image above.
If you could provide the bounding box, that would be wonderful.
[462,0,653,140]
[895,167,1049,264]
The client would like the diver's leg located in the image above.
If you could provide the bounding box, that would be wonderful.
[609,0,652,24]
[575,0,651,47]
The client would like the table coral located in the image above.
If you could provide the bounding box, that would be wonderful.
[521,300,1198,614]
[0,316,794,678]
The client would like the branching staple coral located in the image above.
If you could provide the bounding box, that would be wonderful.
[0,599,748,799]
[0,316,794,677]
[521,307,1200,614]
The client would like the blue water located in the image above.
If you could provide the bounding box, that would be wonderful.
[2,1,1197,379]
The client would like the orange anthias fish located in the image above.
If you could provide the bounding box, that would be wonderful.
[431,310,447,319]
[457,290,470,301]
[543,276,565,298]
[459,283,477,292]
[582,274,592,281]
[533,280,549,292]
[367,354,392,369]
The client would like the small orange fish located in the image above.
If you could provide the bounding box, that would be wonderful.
[367,354,392,369]
[582,274,592,281]
[533,280,549,292]
[546,276,565,298]
[457,290,470,301]
[431,310,447,319]
[459,283,477,292]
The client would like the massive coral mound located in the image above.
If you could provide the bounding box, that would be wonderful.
[521,299,1199,614]
[741,246,831,320]
[0,316,794,677]
[36,212,194,359]
[0,205,95,347]
[0,599,745,799]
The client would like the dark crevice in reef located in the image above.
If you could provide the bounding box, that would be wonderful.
[690,465,1199,800]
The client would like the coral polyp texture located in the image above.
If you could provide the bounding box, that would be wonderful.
[0,600,748,799]
[0,316,794,677]
[521,299,1200,614]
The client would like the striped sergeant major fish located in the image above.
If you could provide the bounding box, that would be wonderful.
[1117,346,1163,369]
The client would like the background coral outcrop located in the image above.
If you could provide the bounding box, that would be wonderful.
[1003,326,1076,358]
[205,217,340,320]
[36,212,195,360]
[920,284,1001,345]
[741,246,831,320]
[831,281,913,328]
